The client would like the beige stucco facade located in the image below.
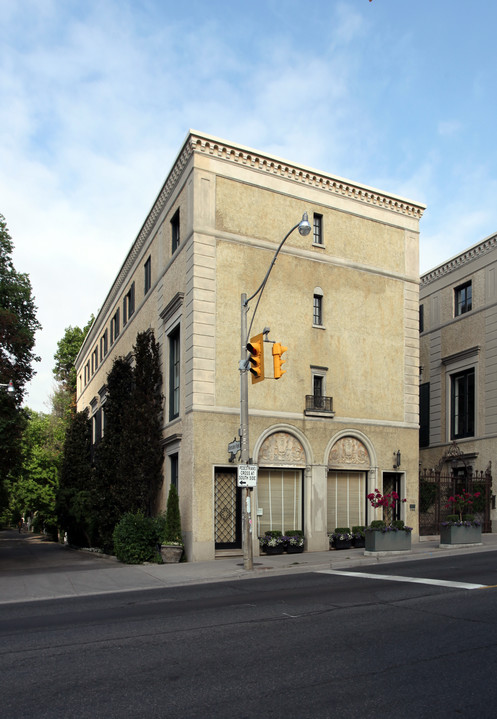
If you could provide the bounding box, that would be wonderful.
[419,233,497,527]
[76,130,425,561]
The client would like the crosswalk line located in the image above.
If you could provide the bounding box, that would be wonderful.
[318,569,485,590]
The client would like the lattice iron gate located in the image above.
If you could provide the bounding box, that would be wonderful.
[214,469,241,549]
[419,468,492,535]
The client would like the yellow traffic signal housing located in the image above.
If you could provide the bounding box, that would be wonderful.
[247,333,265,383]
[272,342,287,379]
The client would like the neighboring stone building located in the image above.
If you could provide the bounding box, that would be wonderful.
[76,130,425,561]
[419,233,497,527]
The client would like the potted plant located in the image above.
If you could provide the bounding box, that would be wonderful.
[284,530,305,554]
[158,483,184,563]
[259,530,286,555]
[365,490,412,553]
[440,491,482,546]
[351,525,366,548]
[330,528,353,550]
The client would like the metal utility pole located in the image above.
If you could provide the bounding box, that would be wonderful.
[238,213,311,570]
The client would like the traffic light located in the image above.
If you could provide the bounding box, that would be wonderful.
[247,333,264,384]
[272,342,287,379]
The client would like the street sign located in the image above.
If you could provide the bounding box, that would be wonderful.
[237,464,258,487]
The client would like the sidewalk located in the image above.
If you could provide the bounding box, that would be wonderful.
[2,529,497,605]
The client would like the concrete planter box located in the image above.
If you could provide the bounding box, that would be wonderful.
[365,530,412,554]
[160,544,183,563]
[440,524,482,547]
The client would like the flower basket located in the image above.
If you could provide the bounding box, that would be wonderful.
[264,544,285,555]
[330,528,352,550]
[440,522,482,547]
[284,531,305,553]
[352,526,365,548]
[259,531,286,555]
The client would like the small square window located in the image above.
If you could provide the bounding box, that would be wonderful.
[455,281,472,317]
[313,213,323,245]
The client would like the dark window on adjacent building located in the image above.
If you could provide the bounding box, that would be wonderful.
[455,281,472,317]
[169,326,180,420]
[419,304,424,333]
[110,309,120,343]
[419,382,430,447]
[144,255,151,294]
[170,453,179,489]
[171,209,180,253]
[123,282,135,325]
[313,294,323,325]
[313,213,323,245]
[451,368,475,439]
[84,361,90,385]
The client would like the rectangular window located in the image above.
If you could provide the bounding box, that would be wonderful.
[144,255,151,294]
[313,213,323,245]
[419,304,424,333]
[419,382,430,447]
[169,326,180,420]
[257,469,302,535]
[84,361,90,385]
[327,471,366,531]
[455,281,472,317]
[171,209,180,253]
[313,294,323,325]
[451,369,475,439]
[123,282,135,326]
[110,309,120,343]
[170,453,179,490]
[91,347,98,375]
[100,329,108,359]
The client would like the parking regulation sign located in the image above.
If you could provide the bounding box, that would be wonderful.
[237,464,258,487]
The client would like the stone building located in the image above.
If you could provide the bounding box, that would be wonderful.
[76,130,425,561]
[419,232,497,526]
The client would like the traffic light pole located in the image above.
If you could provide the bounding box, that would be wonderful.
[240,292,253,570]
[239,213,311,571]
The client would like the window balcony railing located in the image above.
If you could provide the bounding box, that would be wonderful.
[305,394,333,415]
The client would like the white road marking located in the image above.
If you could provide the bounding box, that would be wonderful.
[319,569,485,590]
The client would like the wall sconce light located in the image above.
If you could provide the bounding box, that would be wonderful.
[393,450,401,469]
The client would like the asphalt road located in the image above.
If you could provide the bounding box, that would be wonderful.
[2,551,497,719]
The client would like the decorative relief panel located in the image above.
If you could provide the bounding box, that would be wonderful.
[328,437,370,468]
[258,432,306,467]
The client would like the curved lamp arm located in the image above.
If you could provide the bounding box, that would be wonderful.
[245,212,311,341]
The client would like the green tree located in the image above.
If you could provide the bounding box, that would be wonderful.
[123,330,164,516]
[8,410,65,538]
[53,317,94,412]
[57,409,94,546]
[0,214,41,501]
[93,357,134,550]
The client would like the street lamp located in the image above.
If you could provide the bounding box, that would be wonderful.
[0,380,15,394]
[239,212,311,570]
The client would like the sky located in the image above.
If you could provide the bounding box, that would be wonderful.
[2,0,497,412]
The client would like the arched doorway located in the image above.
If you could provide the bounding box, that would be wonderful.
[327,434,374,531]
[255,430,307,536]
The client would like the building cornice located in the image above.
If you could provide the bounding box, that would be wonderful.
[79,130,425,362]
[189,130,426,220]
[421,232,497,287]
